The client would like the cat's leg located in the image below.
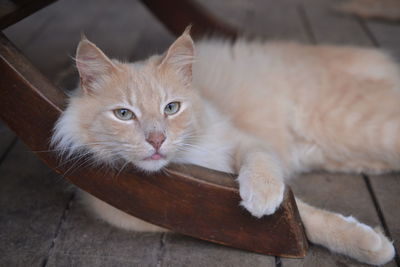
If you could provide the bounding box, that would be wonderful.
[80,190,167,232]
[297,198,395,265]
[234,138,286,217]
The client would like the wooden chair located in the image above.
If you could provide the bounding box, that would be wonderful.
[0,0,308,258]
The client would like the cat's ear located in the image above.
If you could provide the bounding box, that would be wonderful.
[75,37,117,94]
[159,26,194,86]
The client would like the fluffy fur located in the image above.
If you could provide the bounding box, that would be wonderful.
[52,30,399,265]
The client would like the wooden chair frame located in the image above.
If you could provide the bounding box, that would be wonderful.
[0,0,308,258]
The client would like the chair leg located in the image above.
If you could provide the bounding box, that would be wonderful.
[140,0,238,39]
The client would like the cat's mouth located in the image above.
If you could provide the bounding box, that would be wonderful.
[144,152,166,161]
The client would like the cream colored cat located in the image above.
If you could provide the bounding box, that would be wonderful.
[52,28,399,265]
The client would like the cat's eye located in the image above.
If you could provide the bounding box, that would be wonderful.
[164,102,181,115]
[113,108,135,120]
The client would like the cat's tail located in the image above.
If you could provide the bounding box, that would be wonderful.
[296,198,395,265]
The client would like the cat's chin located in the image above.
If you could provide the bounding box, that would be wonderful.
[134,158,169,172]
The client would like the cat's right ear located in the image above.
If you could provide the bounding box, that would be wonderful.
[75,37,116,94]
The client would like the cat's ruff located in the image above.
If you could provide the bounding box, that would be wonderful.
[52,29,398,265]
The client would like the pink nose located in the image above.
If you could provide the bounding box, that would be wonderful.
[146,132,166,150]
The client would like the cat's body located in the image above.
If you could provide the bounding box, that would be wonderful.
[194,40,400,174]
[53,30,398,265]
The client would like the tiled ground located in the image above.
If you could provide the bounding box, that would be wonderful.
[1,0,399,266]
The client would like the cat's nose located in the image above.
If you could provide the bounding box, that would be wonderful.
[146,132,166,150]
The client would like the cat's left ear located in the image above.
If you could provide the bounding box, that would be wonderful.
[159,26,194,86]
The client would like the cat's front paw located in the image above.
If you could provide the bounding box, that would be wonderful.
[238,172,285,218]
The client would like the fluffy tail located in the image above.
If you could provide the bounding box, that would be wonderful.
[296,198,395,265]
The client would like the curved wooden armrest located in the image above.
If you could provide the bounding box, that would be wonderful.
[0,33,307,258]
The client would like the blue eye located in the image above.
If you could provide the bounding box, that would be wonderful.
[164,102,181,115]
[113,109,135,120]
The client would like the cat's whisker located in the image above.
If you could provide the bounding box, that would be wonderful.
[47,142,130,159]
[62,156,95,177]
[160,168,172,177]
[114,161,130,180]
[172,134,204,146]
[58,145,132,175]
[35,148,74,153]
[54,150,94,169]
[177,143,211,153]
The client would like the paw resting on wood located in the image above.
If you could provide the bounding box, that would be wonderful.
[237,169,285,218]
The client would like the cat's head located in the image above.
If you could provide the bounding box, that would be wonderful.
[52,28,202,172]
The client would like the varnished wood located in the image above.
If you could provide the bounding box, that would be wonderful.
[0,32,307,257]
[0,0,57,30]
[140,0,238,40]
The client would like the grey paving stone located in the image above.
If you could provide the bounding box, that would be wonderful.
[193,0,253,34]
[0,122,16,158]
[304,4,372,46]
[291,172,381,226]
[0,141,72,266]
[369,174,400,264]
[367,20,400,60]
[244,0,310,41]
[46,197,162,267]
[161,233,275,267]
[4,0,151,82]
[283,245,370,267]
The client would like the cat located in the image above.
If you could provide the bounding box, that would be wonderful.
[51,28,399,265]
